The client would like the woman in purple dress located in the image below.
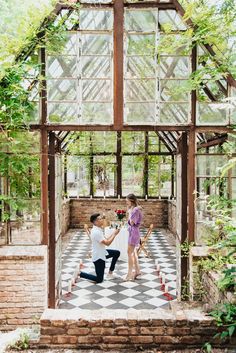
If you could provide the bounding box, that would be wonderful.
[125,193,143,281]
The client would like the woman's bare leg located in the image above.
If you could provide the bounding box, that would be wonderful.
[133,248,141,278]
[125,245,135,280]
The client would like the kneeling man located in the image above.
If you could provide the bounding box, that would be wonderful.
[79,213,120,283]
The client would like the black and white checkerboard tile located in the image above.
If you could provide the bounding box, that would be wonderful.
[59,230,176,310]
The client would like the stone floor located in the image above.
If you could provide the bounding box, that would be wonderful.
[59,228,177,310]
[8,349,236,353]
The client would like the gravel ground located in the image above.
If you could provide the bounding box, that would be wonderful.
[7,349,236,353]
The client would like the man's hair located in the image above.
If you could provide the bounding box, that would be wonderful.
[90,213,100,223]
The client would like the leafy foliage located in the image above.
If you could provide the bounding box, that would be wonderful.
[211,303,236,341]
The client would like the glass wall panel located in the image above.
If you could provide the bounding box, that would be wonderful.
[160,57,190,79]
[67,156,90,197]
[197,102,228,125]
[47,56,77,78]
[148,132,159,152]
[122,156,144,196]
[124,10,191,125]
[92,132,116,153]
[93,156,115,197]
[82,79,111,101]
[80,9,113,30]
[125,103,156,124]
[122,132,145,153]
[48,79,77,101]
[125,10,157,31]
[160,103,189,124]
[82,56,111,78]
[196,155,228,177]
[126,79,156,101]
[82,102,112,123]
[148,155,160,196]
[48,103,78,123]
[127,56,155,78]
[160,80,189,101]
[159,10,187,30]
[148,156,171,196]
[82,34,112,55]
[47,10,113,125]
[230,87,236,124]
[126,34,156,56]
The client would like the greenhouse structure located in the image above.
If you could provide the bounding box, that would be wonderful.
[0,0,235,351]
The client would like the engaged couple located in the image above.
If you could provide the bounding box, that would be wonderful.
[78,193,143,283]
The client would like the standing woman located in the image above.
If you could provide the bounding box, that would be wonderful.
[125,193,142,281]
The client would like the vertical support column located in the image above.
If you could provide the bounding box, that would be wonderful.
[89,134,94,197]
[180,133,188,296]
[117,132,122,197]
[39,46,49,246]
[144,132,149,197]
[171,155,175,198]
[64,154,68,198]
[114,0,124,130]
[188,129,196,243]
[188,43,197,243]
[48,132,56,308]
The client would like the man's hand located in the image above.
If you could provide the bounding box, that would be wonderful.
[102,227,120,246]
[114,228,120,236]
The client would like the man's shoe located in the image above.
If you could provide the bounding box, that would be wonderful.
[106,272,120,280]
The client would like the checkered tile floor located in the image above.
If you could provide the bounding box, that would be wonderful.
[59,229,177,310]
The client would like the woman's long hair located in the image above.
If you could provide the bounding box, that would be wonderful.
[126,193,138,207]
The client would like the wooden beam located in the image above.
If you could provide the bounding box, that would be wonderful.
[29,124,192,131]
[197,134,227,149]
[114,0,124,130]
[125,2,176,9]
[48,132,56,308]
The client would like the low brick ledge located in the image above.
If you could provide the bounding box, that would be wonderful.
[0,245,46,261]
[39,305,236,350]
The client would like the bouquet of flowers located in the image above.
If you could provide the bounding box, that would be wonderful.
[115,209,126,221]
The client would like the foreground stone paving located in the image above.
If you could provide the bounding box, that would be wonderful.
[8,349,236,353]
[39,306,236,351]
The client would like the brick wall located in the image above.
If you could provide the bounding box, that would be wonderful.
[70,199,168,228]
[202,270,236,305]
[39,304,235,350]
[0,245,48,330]
[168,201,176,234]
[61,200,70,236]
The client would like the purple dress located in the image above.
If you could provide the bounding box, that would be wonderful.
[128,207,142,247]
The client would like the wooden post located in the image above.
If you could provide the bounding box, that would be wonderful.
[48,132,56,308]
[144,132,149,197]
[39,45,49,246]
[188,43,197,243]
[117,132,122,197]
[114,0,124,130]
[180,133,188,295]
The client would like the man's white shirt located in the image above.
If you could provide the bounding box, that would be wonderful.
[90,225,108,262]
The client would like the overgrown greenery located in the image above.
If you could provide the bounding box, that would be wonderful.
[0,0,80,223]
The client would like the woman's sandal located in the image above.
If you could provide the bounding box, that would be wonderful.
[134,272,142,279]
[123,275,134,282]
